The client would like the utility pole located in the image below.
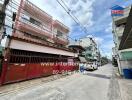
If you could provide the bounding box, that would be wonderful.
[0,0,10,85]
[0,0,10,44]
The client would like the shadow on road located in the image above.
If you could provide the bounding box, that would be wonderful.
[85,73,111,79]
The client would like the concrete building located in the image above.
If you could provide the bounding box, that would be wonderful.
[3,0,76,56]
[0,0,78,84]
[112,5,132,75]
[79,37,100,64]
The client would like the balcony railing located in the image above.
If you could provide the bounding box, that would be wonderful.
[24,0,52,23]
[116,26,125,37]
[13,30,59,48]
[53,35,69,45]
[53,20,69,33]
[85,50,93,54]
[18,18,53,38]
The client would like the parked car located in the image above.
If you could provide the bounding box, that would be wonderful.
[84,62,98,71]
[92,62,98,70]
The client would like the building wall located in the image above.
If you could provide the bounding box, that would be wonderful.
[112,6,132,75]
[79,37,100,62]
[11,0,69,48]
[0,0,75,57]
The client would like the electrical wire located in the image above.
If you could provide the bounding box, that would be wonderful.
[2,0,100,55]
[58,0,107,57]
[56,0,98,47]
[8,0,77,42]
[58,0,94,37]
[6,0,88,44]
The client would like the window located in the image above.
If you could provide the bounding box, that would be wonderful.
[87,54,92,57]
[30,17,41,26]
[86,46,92,51]
[21,14,30,21]
[57,30,63,37]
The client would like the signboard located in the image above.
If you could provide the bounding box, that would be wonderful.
[111,5,124,16]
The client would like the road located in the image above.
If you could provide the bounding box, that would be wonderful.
[0,64,121,100]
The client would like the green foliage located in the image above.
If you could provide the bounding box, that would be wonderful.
[101,57,109,65]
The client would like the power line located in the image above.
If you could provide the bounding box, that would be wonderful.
[0,4,76,48]
[2,0,98,52]
[8,0,76,42]
[6,0,88,44]
[56,0,97,47]
[58,0,107,56]
[58,0,94,37]
[1,0,103,62]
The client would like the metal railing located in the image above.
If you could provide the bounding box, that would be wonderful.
[20,18,52,36]
[25,0,52,19]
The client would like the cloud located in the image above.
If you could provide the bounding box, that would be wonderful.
[99,39,114,59]
[29,0,95,30]
[26,0,116,58]
[102,41,114,50]
[105,22,112,33]
[104,34,113,39]
[94,37,104,45]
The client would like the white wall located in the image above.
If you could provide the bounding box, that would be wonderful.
[10,39,78,57]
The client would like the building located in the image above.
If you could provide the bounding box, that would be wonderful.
[112,5,132,75]
[69,40,86,63]
[0,3,3,40]
[0,0,78,84]
[79,37,100,64]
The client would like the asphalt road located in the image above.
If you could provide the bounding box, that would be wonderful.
[0,64,121,100]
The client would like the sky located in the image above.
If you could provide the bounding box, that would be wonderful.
[5,0,132,58]
[31,0,132,59]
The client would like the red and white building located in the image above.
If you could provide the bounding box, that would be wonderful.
[0,0,78,85]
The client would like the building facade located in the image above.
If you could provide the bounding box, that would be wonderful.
[79,37,100,64]
[0,0,78,84]
[112,6,132,75]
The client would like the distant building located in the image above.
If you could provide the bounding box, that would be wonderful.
[79,37,100,64]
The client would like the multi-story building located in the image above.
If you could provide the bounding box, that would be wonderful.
[112,5,132,75]
[0,0,78,84]
[79,37,100,64]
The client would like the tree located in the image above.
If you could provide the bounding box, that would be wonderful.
[101,56,109,66]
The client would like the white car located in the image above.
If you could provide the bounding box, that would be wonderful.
[85,62,98,70]
[92,62,98,70]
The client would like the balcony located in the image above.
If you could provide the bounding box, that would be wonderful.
[86,50,93,54]
[53,35,69,45]
[23,0,52,23]
[53,20,69,33]
[13,30,55,46]
[18,18,53,38]
[116,26,125,37]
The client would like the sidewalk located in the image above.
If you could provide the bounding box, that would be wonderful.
[114,67,132,100]
[118,78,132,100]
